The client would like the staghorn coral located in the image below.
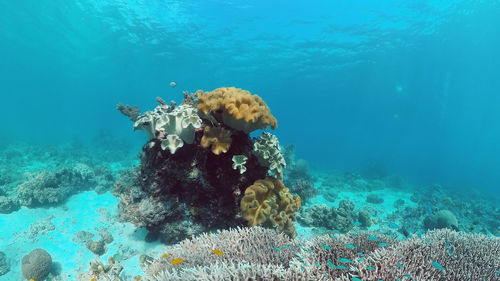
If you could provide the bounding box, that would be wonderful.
[253,132,287,178]
[240,178,300,238]
[200,126,232,155]
[356,229,500,281]
[134,228,499,281]
[196,87,277,133]
[143,227,299,280]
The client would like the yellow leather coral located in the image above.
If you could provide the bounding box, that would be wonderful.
[240,178,300,238]
[196,87,278,133]
[200,126,232,155]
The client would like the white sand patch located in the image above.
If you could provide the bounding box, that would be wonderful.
[0,191,164,281]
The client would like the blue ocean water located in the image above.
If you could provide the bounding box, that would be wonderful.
[1,1,499,280]
[2,0,499,194]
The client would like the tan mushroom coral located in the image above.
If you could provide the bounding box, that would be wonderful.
[196,87,277,133]
[200,126,232,155]
[240,178,300,238]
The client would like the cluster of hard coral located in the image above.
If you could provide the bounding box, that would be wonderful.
[116,87,299,242]
[82,227,500,281]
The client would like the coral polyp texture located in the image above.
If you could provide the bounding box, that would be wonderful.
[196,87,278,133]
[117,87,293,243]
[240,178,300,238]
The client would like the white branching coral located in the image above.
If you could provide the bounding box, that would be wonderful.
[141,229,499,281]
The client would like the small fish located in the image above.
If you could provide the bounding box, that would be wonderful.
[170,258,184,265]
[352,278,362,281]
[397,262,403,268]
[367,266,375,271]
[354,221,362,226]
[314,263,321,268]
[367,235,378,241]
[336,265,348,269]
[378,242,388,247]
[135,276,142,281]
[321,243,331,250]
[431,261,444,271]
[327,260,335,269]
[405,273,412,279]
[211,249,224,256]
[209,231,212,234]
[274,247,281,251]
[358,257,364,262]
[346,244,356,249]
[170,81,177,87]
[283,245,290,248]
[298,244,303,248]
[339,258,353,263]
[357,252,364,256]
[306,249,314,253]
[90,278,96,281]
[372,219,376,223]
[331,235,337,239]
[161,253,169,258]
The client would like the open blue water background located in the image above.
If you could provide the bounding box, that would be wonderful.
[1,0,499,197]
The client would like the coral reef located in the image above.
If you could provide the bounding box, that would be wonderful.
[142,227,297,278]
[196,87,277,133]
[135,227,499,281]
[356,229,500,280]
[288,179,318,204]
[297,200,357,233]
[16,163,98,207]
[78,257,123,281]
[424,209,459,230]
[21,248,52,281]
[116,88,295,242]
